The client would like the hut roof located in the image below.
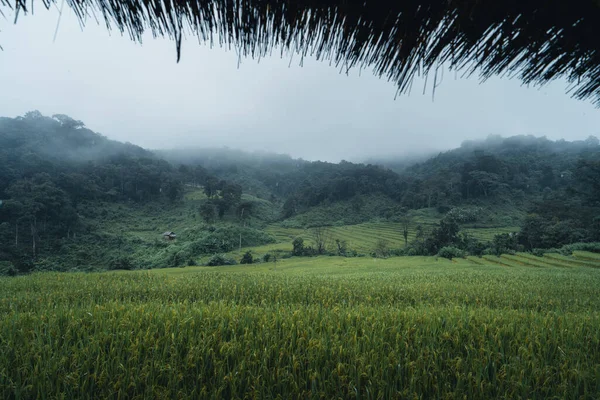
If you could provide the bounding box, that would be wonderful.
[5,0,600,104]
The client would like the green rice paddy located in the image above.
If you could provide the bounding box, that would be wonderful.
[1,254,600,399]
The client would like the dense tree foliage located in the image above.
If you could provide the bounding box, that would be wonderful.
[0,113,239,270]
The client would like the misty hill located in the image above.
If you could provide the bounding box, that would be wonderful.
[0,111,150,161]
[1,112,599,275]
[399,134,600,204]
[157,147,303,170]
[156,147,308,199]
[167,135,599,222]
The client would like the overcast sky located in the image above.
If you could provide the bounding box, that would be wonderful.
[1,7,599,162]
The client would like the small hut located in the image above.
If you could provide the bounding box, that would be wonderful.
[162,231,177,241]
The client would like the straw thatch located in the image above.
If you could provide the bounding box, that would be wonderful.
[4,0,600,104]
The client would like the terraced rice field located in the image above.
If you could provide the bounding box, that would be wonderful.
[266,223,409,253]
[266,223,520,253]
[574,250,600,262]
[2,257,600,399]
[471,251,600,269]
[544,253,600,268]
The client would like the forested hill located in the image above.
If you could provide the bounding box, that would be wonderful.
[0,112,246,274]
[0,112,188,204]
[156,147,307,199]
[170,135,600,215]
[165,134,600,250]
[0,111,599,275]
[390,134,600,209]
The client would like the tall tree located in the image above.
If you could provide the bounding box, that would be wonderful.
[199,201,217,224]
[311,227,331,255]
[7,174,70,258]
[401,214,411,247]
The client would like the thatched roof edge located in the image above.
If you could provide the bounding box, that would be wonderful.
[4,0,600,104]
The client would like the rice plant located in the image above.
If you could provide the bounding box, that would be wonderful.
[1,258,600,399]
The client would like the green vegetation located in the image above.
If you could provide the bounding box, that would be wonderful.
[205,254,237,266]
[574,250,600,262]
[2,257,600,398]
[438,246,465,260]
[240,250,254,264]
[280,194,402,227]
[0,113,280,273]
[1,113,599,274]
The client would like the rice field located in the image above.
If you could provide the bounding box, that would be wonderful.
[474,251,600,269]
[266,223,410,253]
[1,256,600,399]
[265,223,520,253]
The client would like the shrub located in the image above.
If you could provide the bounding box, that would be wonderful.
[109,256,134,270]
[492,233,519,256]
[206,254,237,266]
[465,240,487,257]
[262,253,272,263]
[482,247,495,256]
[406,247,418,256]
[302,246,316,256]
[389,248,406,256]
[335,239,348,256]
[559,242,600,254]
[373,239,390,258]
[531,248,548,257]
[437,205,451,214]
[165,251,187,268]
[346,249,359,257]
[532,242,600,256]
[438,246,465,260]
[292,237,305,256]
[0,261,17,277]
[240,251,254,265]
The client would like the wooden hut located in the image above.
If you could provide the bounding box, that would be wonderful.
[5,0,600,104]
[162,231,177,241]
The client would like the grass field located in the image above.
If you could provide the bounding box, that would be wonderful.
[1,256,600,399]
